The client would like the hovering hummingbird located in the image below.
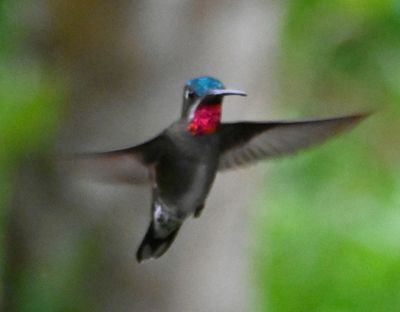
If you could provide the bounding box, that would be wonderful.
[76,76,366,262]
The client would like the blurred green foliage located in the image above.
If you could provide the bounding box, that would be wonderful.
[1,0,399,311]
[0,0,63,308]
[9,233,103,312]
[254,1,400,311]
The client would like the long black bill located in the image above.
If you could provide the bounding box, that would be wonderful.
[206,89,247,97]
[189,88,246,118]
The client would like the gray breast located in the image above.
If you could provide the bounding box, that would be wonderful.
[156,124,220,217]
[178,161,216,214]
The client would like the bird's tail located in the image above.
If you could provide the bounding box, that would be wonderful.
[136,221,181,262]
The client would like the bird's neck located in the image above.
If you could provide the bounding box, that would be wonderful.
[187,103,222,136]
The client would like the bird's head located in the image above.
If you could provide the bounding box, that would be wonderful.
[181,76,246,135]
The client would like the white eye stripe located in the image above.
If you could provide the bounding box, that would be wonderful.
[185,88,196,99]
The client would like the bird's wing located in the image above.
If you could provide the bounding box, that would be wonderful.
[60,136,163,184]
[218,114,367,171]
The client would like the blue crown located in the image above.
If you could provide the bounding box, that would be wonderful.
[186,76,225,97]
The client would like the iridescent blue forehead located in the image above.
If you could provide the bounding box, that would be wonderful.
[186,76,225,96]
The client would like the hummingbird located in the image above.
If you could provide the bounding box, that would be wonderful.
[75,76,367,262]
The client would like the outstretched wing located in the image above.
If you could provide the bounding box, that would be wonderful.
[60,136,164,184]
[218,114,367,170]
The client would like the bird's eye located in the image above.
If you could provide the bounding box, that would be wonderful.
[185,89,196,100]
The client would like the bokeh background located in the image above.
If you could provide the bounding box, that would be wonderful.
[1,0,399,311]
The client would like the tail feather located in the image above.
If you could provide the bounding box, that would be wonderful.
[136,222,181,262]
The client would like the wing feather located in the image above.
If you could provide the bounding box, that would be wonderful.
[59,136,163,184]
[218,114,367,170]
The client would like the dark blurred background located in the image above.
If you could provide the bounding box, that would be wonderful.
[1,0,399,311]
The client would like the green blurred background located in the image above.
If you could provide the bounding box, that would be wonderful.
[1,0,399,311]
[254,1,400,311]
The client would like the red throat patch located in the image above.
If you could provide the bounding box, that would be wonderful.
[188,103,222,135]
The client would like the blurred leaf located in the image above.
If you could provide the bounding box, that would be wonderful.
[0,65,62,166]
[254,1,400,311]
[13,232,100,312]
[0,1,64,306]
